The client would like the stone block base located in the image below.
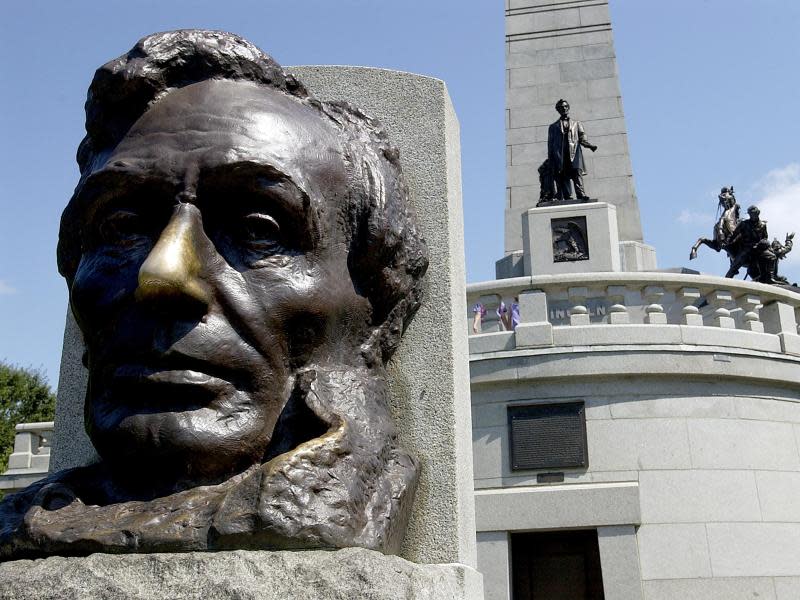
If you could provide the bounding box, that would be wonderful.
[515,322,554,348]
[619,240,657,271]
[0,547,483,600]
[495,251,524,279]
[522,202,621,275]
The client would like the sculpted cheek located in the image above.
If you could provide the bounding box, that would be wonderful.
[71,252,140,329]
[284,276,371,365]
[240,262,335,366]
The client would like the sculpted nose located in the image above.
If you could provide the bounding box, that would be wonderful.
[136,203,212,306]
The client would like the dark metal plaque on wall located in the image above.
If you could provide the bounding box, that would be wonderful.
[551,216,589,262]
[508,402,588,470]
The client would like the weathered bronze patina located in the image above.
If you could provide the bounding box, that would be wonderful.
[0,30,428,559]
[690,186,740,262]
[690,187,794,285]
[551,217,589,263]
[725,206,793,284]
[538,99,598,206]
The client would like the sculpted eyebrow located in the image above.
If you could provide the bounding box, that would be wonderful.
[199,162,310,216]
[73,169,167,223]
[198,162,321,252]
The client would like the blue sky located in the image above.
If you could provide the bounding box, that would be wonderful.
[1,0,798,387]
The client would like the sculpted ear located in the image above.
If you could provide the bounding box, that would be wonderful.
[319,101,427,367]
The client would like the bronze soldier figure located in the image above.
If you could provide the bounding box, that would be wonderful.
[726,206,782,284]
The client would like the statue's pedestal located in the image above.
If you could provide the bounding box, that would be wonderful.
[0,547,483,600]
[519,201,657,276]
[522,201,621,275]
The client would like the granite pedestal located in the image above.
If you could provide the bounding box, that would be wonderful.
[522,201,620,275]
[0,548,483,600]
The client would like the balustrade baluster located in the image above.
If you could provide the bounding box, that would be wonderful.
[606,285,629,324]
[567,287,590,326]
[709,290,735,329]
[643,286,667,324]
[737,294,763,333]
[677,287,703,326]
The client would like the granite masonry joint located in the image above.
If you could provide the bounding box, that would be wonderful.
[507,24,612,43]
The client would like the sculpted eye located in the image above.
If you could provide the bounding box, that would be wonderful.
[239,213,281,248]
[99,209,149,245]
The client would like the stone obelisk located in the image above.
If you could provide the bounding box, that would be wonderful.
[500,0,654,277]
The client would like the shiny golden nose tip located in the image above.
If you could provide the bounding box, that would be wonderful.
[136,206,211,305]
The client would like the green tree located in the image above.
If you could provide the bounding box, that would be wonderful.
[0,362,56,472]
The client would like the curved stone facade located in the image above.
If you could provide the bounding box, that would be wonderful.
[469,274,800,599]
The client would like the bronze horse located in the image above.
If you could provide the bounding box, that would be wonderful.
[689,187,741,265]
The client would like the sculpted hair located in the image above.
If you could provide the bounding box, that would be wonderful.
[57,29,428,364]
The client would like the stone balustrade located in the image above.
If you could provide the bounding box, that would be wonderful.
[0,421,53,492]
[467,272,800,359]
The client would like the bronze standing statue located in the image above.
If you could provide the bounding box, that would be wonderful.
[538,99,598,205]
[0,30,428,560]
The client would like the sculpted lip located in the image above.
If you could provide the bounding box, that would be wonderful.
[111,364,239,393]
[99,364,240,413]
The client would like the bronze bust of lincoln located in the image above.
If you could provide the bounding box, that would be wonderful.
[0,30,427,559]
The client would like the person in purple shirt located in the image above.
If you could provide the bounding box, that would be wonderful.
[499,297,521,331]
[472,297,520,333]
[471,302,487,333]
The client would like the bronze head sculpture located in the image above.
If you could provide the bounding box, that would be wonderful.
[0,30,428,559]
